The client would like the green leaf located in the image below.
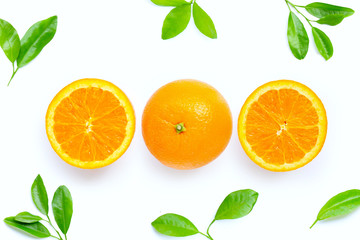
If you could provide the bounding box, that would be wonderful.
[305,3,354,18]
[215,189,258,220]
[316,14,346,26]
[14,212,43,223]
[0,18,20,63]
[312,27,333,60]
[152,213,199,237]
[31,175,49,215]
[311,189,360,228]
[193,2,217,39]
[287,12,309,60]
[4,217,51,238]
[151,0,190,7]
[52,185,73,235]
[17,15,57,68]
[162,5,191,40]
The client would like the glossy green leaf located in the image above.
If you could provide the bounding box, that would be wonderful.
[152,213,199,237]
[215,189,258,220]
[52,185,73,235]
[4,217,51,238]
[31,175,49,215]
[193,2,217,39]
[316,14,345,26]
[14,212,42,223]
[311,189,360,228]
[0,18,20,63]
[151,0,190,7]
[287,12,309,60]
[312,27,333,60]
[17,15,57,68]
[305,3,354,18]
[162,5,191,40]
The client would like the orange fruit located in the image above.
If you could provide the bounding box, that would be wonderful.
[46,78,135,169]
[142,79,232,170]
[238,80,327,172]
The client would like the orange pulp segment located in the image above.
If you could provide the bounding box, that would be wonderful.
[46,78,135,169]
[238,80,327,171]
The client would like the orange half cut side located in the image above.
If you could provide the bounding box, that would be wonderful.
[238,80,327,171]
[46,78,135,169]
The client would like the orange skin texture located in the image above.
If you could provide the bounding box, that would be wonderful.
[142,79,233,170]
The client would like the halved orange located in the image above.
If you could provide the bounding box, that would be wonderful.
[46,78,135,169]
[238,80,327,171]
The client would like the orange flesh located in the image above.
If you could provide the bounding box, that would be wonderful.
[53,87,128,162]
[246,89,319,165]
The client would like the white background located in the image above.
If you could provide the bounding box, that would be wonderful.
[1,0,360,239]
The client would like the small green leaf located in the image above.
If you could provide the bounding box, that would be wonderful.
[31,175,49,215]
[17,15,57,68]
[4,217,51,238]
[14,212,43,223]
[0,18,20,63]
[152,213,199,237]
[287,12,309,60]
[305,3,354,18]
[151,0,190,7]
[316,14,345,26]
[193,2,217,39]
[162,5,191,40]
[52,185,73,235]
[312,27,333,60]
[215,189,258,220]
[311,189,360,228]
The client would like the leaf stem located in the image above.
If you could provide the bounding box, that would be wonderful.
[310,219,318,229]
[50,235,61,240]
[198,219,216,240]
[206,219,215,239]
[285,0,313,27]
[285,0,291,12]
[199,232,213,240]
[45,216,64,240]
[8,66,19,86]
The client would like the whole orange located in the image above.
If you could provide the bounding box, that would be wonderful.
[142,79,232,170]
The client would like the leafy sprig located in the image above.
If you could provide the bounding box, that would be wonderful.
[151,0,217,39]
[285,1,354,60]
[4,175,73,240]
[311,189,360,228]
[0,16,57,86]
[152,189,258,239]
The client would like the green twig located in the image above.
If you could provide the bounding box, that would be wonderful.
[285,0,313,27]
[198,219,216,240]
[7,66,19,86]
[285,0,291,12]
[45,217,64,240]
[310,219,318,229]
[294,4,305,8]
[206,219,215,239]
[199,232,213,240]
